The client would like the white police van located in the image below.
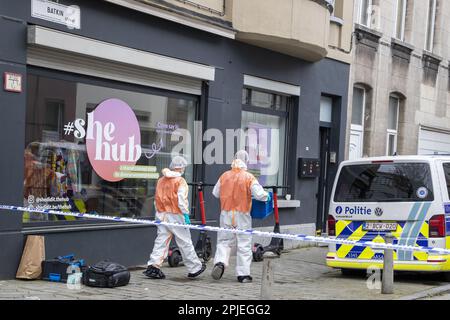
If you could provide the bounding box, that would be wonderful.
[326,156,450,273]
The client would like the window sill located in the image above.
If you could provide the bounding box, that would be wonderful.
[330,16,344,27]
[354,23,383,39]
[422,51,443,63]
[422,51,442,72]
[391,38,414,52]
[276,200,301,208]
[354,23,383,51]
[391,38,414,62]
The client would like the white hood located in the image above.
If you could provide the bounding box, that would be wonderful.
[231,159,247,170]
[161,168,182,178]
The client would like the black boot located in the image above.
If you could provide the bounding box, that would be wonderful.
[143,265,166,279]
[237,275,253,283]
[187,263,207,278]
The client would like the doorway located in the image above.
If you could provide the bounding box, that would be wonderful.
[317,126,331,234]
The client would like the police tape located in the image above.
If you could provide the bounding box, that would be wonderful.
[2,204,450,255]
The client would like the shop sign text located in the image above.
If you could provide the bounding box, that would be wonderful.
[66,98,142,182]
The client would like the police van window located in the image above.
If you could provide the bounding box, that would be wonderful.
[442,163,450,199]
[334,163,434,202]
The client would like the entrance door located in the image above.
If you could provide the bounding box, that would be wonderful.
[349,86,366,160]
[317,126,331,234]
[349,128,363,160]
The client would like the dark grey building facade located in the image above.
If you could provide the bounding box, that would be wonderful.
[0,0,349,279]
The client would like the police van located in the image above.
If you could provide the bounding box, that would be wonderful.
[326,155,450,274]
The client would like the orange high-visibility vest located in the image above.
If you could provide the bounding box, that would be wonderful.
[155,176,187,214]
[219,168,257,213]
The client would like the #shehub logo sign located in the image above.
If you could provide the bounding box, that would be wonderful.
[75,99,142,182]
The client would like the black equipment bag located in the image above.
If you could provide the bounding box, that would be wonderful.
[82,261,130,288]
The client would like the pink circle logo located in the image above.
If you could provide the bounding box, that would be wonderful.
[86,98,141,182]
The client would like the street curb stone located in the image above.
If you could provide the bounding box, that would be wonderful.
[397,284,450,300]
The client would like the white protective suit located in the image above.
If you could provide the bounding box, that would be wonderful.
[212,159,269,276]
[147,168,203,274]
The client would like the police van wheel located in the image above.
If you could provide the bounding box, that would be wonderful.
[168,250,182,268]
[441,272,450,282]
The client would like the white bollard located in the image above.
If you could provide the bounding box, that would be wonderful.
[260,252,279,300]
[382,233,394,294]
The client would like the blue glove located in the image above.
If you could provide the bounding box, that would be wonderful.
[183,213,191,225]
[266,192,272,203]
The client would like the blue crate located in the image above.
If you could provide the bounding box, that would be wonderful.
[250,192,273,220]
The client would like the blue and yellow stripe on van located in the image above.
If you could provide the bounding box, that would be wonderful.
[331,220,429,261]
[327,220,450,271]
[327,204,450,271]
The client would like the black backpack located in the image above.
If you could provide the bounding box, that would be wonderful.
[82,261,130,288]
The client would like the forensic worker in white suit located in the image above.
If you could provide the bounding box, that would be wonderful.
[211,150,270,283]
[144,155,206,279]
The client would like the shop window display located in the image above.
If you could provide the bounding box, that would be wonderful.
[24,74,197,223]
[241,88,289,191]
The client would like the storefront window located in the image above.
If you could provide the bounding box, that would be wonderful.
[240,88,289,190]
[24,74,197,223]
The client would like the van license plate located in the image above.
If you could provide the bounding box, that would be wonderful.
[363,222,397,231]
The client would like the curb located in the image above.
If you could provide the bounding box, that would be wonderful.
[397,284,450,300]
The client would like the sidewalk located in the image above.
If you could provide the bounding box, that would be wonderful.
[0,247,447,300]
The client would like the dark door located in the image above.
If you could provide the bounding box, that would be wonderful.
[316,126,331,234]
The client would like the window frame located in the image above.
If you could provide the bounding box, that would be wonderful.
[425,0,437,52]
[320,96,333,123]
[349,85,367,160]
[386,132,398,156]
[357,0,373,28]
[394,0,407,41]
[351,85,366,130]
[241,87,291,192]
[386,95,400,156]
[24,67,201,228]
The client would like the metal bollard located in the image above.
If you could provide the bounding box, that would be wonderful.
[382,233,394,294]
[260,252,279,300]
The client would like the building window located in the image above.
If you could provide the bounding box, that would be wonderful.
[320,96,333,123]
[349,86,366,160]
[330,0,344,19]
[386,96,400,156]
[330,0,336,17]
[24,73,197,223]
[241,88,290,191]
[357,0,372,27]
[395,0,407,41]
[351,87,365,127]
[425,0,437,52]
[242,88,287,111]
